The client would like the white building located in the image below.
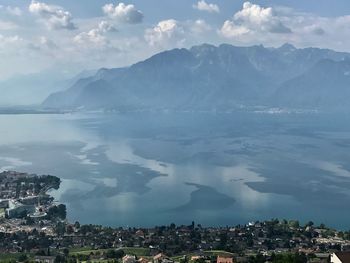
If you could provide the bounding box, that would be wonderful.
[5,200,35,218]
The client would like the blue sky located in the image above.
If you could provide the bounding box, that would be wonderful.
[1,0,350,79]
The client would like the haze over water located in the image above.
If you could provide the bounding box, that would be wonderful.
[0,111,349,228]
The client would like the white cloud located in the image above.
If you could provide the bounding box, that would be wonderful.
[220,20,250,38]
[145,19,185,48]
[220,2,291,39]
[0,34,22,46]
[39,36,58,49]
[98,20,117,33]
[193,0,220,13]
[29,0,76,30]
[74,21,117,47]
[190,19,212,34]
[0,5,22,16]
[5,1,350,82]
[27,37,59,54]
[0,20,18,30]
[0,34,25,55]
[102,2,143,24]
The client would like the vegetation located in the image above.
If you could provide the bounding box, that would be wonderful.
[249,253,310,263]
[47,204,67,220]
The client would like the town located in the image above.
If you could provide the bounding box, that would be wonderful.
[0,171,65,236]
[1,171,350,263]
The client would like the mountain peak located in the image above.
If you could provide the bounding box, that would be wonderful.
[190,43,217,54]
[278,43,296,52]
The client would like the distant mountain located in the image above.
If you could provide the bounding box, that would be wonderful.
[273,59,350,110]
[42,43,350,111]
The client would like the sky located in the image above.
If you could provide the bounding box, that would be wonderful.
[1,0,350,80]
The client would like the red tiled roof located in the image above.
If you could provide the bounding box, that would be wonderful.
[217,256,234,263]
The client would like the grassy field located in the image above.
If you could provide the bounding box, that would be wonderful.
[70,248,108,256]
[0,249,235,263]
[122,247,151,257]
[70,247,151,257]
[203,250,236,257]
[0,252,34,263]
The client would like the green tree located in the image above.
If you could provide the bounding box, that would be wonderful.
[18,254,28,262]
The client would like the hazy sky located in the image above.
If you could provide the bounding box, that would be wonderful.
[1,0,350,79]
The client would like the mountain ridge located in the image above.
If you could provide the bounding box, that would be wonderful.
[42,43,350,111]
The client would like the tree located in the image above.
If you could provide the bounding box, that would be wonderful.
[55,222,66,236]
[66,225,74,234]
[106,249,125,259]
[74,221,80,229]
[48,204,67,220]
[18,254,28,262]
[248,254,265,263]
[289,220,300,228]
[63,248,70,257]
[306,221,314,227]
[54,255,66,263]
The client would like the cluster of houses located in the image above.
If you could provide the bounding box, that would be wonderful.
[120,253,234,263]
[0,171,54,220]
[30,251,350,263]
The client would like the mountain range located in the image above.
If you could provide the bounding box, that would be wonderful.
[42,43,350,111]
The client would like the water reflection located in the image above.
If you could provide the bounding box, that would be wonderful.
[0,112,350,228]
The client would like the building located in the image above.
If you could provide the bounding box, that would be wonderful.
[5,200,35,218]
[331,252,350,263]
[153,253,174,263]
[153,253,167,263]
[34,256,55,263]
[123,255,137,263]
[217,256,234,263]
[191,256,205,261]
[0,199,9,209]
[29,209,47,221]
[138,257,150,263]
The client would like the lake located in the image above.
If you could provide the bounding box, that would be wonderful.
[0,111,349,229]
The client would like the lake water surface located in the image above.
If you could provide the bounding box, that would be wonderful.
[0,112,349,228]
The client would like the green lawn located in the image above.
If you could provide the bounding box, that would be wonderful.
[70,247,151,257]
[203,250,235,256]
[0,252,34,263]
[123,247,150,257]
[70,248,108,256]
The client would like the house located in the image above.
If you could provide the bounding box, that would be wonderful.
[123,255,137,263]
[138,257,150,263]
[217,256,234,263]
[34,256,55,263]
[0,199,9,209]
[154,253,167,263]
[331,252,350,263]
[136,230,145,238]
[154,253,174,263]
[191,256,205,261]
